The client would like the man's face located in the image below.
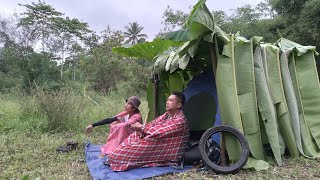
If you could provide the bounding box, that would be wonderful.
[166,94,182,111]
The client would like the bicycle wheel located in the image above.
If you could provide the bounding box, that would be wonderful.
[199,125,250,174]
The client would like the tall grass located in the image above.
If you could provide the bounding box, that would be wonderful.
[0,89,147,134]
[35,90,88,132]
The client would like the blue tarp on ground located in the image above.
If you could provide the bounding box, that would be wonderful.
[85,143,193,180]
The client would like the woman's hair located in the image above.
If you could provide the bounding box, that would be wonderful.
[134,108,140,113]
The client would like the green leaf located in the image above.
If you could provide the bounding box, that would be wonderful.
[293,50,320,150]
[187,0,207,25]
[179,54,190,70]
[276,38,317,56]
[177,41,191,57]
[214,26,229,44]
[215,34,244,161]
[154,54,169,74]
[243,157,269,171]
[251,36,263,46]
[113,38,183,60]
[146,79,155,122]
[203,32,214,43]
[234,36,264,160]
[165,51,177,71]
[169,53,180,73]
[279,51,307,157]
[187,0,214,40]
[261,44,299,157]
[187,40,199,58]
[158,72,170,114]
[168,72,184,92]
[163,29,190,42]
[288,52,320,157]
[22,175,30,180]
[253,46,282,165]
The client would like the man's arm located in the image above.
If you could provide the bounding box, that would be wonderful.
[142,117,187,139]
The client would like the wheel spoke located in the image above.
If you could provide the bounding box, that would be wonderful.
[206,138,213,147]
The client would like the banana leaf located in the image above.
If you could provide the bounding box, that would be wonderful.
[163,29,190,42]
[179,54,190,70]
[261,44,299,157]
[215,34,243,161]
[168,71,184,92]
[243,157,269,171]
[276,38,318,56]
[288,54,320,157]
[294,51,320,150]
[165,50,178,72]
[234,36,264,160]
[146,72,170,122]
[112,38,183,60]
[277,38,320,156]
[146,79,155,122]
[279,51,308,157]
[186,0,214,41]
[154,53,169,74]
[253,46,282,166]
[158,72,170,115]
[171,39,199,73]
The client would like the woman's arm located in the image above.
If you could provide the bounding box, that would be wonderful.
[91,117,118,127]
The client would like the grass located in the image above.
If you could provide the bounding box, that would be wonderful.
[1,130,320,179]
[0,131,96,179]
[1,92,320,179]
[0,90,149,133]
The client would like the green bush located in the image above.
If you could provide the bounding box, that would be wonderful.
[0,94,21,133]
[0,73,19,92]
[110,80,146,98]
[35,90,88,132]
[0,88,148,134]
[19,95,47,131]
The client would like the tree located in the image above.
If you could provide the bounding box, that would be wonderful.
[123,22,147,45]
[79,26,149,95]
[18,0,64,52]
[158,3,279,42]
[269,0,320,54]
[161,6,189,31]
[298,0,320,48]
[19,1,93,80]
[49,16,92,79]
[212,10,228,26]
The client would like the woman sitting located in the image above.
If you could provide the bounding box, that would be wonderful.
[84,96,142,155]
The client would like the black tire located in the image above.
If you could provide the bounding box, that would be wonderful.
[199,125,250,174]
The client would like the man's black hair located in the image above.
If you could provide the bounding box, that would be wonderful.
[171,91,185,106]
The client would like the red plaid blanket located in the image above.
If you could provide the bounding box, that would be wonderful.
[108,110,189,171]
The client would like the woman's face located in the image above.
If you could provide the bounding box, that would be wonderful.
[125,101,135,113]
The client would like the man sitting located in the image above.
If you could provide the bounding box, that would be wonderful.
[108,91,190,171]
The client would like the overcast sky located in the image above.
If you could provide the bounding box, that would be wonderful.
[0,0,263,39]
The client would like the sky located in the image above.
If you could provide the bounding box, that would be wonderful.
[0,0,263,39]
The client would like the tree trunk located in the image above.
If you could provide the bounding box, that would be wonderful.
[73,59,76,81]
[60,40,65,80]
